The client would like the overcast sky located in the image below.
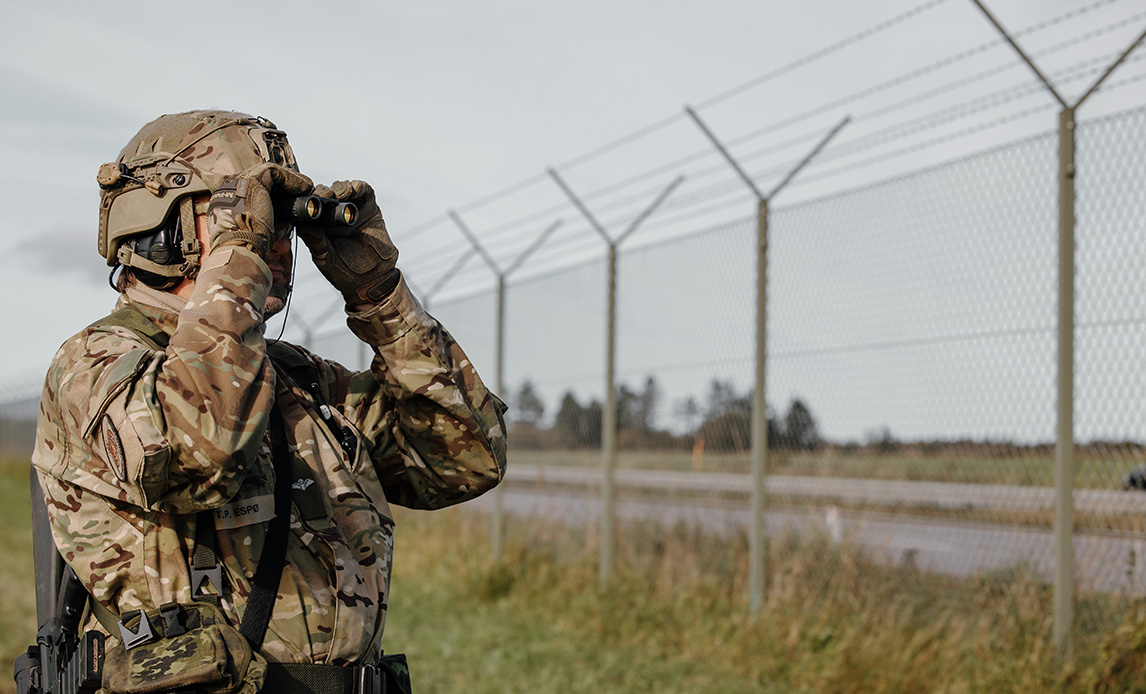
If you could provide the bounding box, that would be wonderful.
[2,0,1143,441]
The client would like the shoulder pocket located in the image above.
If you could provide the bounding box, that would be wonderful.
[81,347,152,440]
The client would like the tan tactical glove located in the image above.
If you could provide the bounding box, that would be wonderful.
[296,180,400,306]
[208,163,313,257]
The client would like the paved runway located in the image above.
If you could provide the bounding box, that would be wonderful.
[470,466,1146,597]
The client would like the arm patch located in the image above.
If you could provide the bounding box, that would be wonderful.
[100,414,128,482]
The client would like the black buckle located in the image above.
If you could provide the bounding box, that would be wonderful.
[356,664,381,694]
[158,603,187,638]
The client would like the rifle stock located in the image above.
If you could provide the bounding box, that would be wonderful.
[16,469,103,694]
[30,470,63,627]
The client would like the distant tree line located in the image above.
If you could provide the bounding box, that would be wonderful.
[510,377,1146,458]
[508,377,820,452]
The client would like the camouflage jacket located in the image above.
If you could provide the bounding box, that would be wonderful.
[32,245,507,666]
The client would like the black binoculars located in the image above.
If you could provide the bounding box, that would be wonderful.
[276,196,358,226]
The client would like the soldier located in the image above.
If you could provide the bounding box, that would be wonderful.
[30,110,508,693]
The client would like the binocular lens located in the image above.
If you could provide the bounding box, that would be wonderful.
[281,195,323,222]
[331,202,357,226]
[304,197,321,220]
[277,196,358,227]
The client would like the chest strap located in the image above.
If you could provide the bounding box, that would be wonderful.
[237,405,293,650]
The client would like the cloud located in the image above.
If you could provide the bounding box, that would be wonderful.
[12,226,112,286]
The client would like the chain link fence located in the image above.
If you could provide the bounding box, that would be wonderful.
[408,105,1146,635]
[2,2,1143,653]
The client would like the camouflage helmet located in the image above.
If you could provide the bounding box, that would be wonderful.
[97,110,299,282]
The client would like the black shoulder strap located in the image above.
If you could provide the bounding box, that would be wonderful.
[266,340,321,390]
[267,341,358,461]
[238,406,293,650]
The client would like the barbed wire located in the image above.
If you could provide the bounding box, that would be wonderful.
[427,41,1143,277]
[401,97,1145,307]
[301,0,1146,320]
[393,3,1143,279]
[390,0,960,246]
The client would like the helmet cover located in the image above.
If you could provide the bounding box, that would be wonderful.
[97,110,299,275]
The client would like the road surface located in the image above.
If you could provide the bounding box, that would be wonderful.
[470,465,1146,597]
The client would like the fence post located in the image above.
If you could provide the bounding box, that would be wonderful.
[448,212,563,561]
[547,169,684,588]
[602,243,618,589]
[495,273,507,559]
[685,106,849,613]
[967,0,1145,657]
[1054,103,1076,658]
[751,197,769,611]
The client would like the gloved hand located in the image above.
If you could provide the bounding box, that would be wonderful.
[208,163,313,258]
[296,180,400,306]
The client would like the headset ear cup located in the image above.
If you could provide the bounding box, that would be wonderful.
[128,211,186,289]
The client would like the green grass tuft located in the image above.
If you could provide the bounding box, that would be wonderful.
[388,506,1146,694]
[0,462,36,694]
[4,462,1146,694]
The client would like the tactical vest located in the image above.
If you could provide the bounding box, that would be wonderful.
[15,304,412,694]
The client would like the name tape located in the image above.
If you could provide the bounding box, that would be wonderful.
[214,493,275,529]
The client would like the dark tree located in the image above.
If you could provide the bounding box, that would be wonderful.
[582,400,603,448]
[553,391,603,449]
[674,395,702,433]
[635,376,660,432]
[706,379,748,419]
[784,398,820,451]
[553,392,584,447]
[516,380,545,426]
[696,379,780,451]
[617,383,640,432]
[617,376,661,434]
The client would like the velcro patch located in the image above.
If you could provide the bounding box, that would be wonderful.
[214,493,275,529]
[100,415,127,481]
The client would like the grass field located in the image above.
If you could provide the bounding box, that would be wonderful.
[386,506,1146,693]
[508,446,1143,490]
[5,459,1146,693]
[0,464,36,694]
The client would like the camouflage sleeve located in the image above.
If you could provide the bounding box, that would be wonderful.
[34,247,275,513]
[315,275,508,510]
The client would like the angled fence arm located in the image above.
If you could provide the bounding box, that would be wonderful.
[684,106,766,201]
[616,175,686,245]
[425,248,478,301]
[504,219,564,278]
[548,168,614,244]
[1074,24,1146,108]
[449,210,503,275]
[968,0,1067,107]
[767,115,851,199]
